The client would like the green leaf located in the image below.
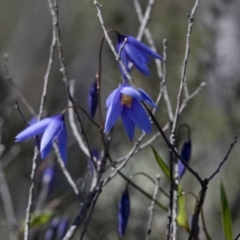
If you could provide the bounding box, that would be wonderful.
[29,211,54,228]
[220,180,233,240]
[18,211,54,237]
[151,146,170,179]
[177,185,190,232]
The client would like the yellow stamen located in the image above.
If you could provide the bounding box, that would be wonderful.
[121,94,133,108]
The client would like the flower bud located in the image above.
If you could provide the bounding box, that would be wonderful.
[118,186,130,237]
[88,81,98,118]
[178,139,192,179]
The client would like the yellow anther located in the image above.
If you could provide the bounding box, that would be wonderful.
[121,94,133,108]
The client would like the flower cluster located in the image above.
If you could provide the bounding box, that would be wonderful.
[15,34,161,161]
[104,33,161,140]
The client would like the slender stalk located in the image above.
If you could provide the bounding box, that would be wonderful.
[145,175,160,240]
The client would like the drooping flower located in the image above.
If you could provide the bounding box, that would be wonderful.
[15,114,67,163]
[104,83,156,141]
[118,186,130,238]
[88,80,98,118]
[117,33,163,79]
[178,139,192,179]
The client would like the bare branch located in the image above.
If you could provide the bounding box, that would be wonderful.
[208,137,238,182]
[47,0,93,160]
[80,188,102,240]
[136,0,156,41]
[94,1,136,88]
[37,5,57,120]
[133,0,174,121]
[24,148,39,240]
[53,143,79,196]
[145,175,160,240]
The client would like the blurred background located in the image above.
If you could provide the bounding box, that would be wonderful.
[0,0,240,239]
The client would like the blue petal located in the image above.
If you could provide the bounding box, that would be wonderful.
[88,81,98,118]
[106,88,121,109]
[41,143,53,160]
[126,99,151,133]
[121,109,135,141]
[125,43,150,76]
[15,117,53,142]
[139,88,157,108]
[57,124,67,164]
[40,116,63,159]
[104,91,123,132]
[120,86,142,100]
[178,140,192,179]
[127,36,163,60]
[118,187,130,237]
[178,160,185,180]
[57,216,69,239]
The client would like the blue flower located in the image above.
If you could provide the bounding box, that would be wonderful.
[104,83,156,141]
[117,33,163,79]
[15,114,67,163]
[88,81,98,118]
[118,186,130,238]
[178,139,192,179]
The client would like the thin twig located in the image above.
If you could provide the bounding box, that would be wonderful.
[133,0,174,120]
[189,137,237,239]
[170,0,200,144]
[38,5,57,120]
[136,0,156,41]
[47,0,93,161]
[53,143,79,196]
[68,80,90,157]
[80,188,102,240]
[0,119,18,240]
[168,1,200,238]
[144,103,203,185]
[24,147,39,240]
[208,137,238,182]
[117,37,128,61]
[94,1,136,88]
[24,0,60,236]
[63,189,99,240]
[179,82,206,113]
[145,175,160,240]
[15,101,30,126]
[130,172,169,198]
